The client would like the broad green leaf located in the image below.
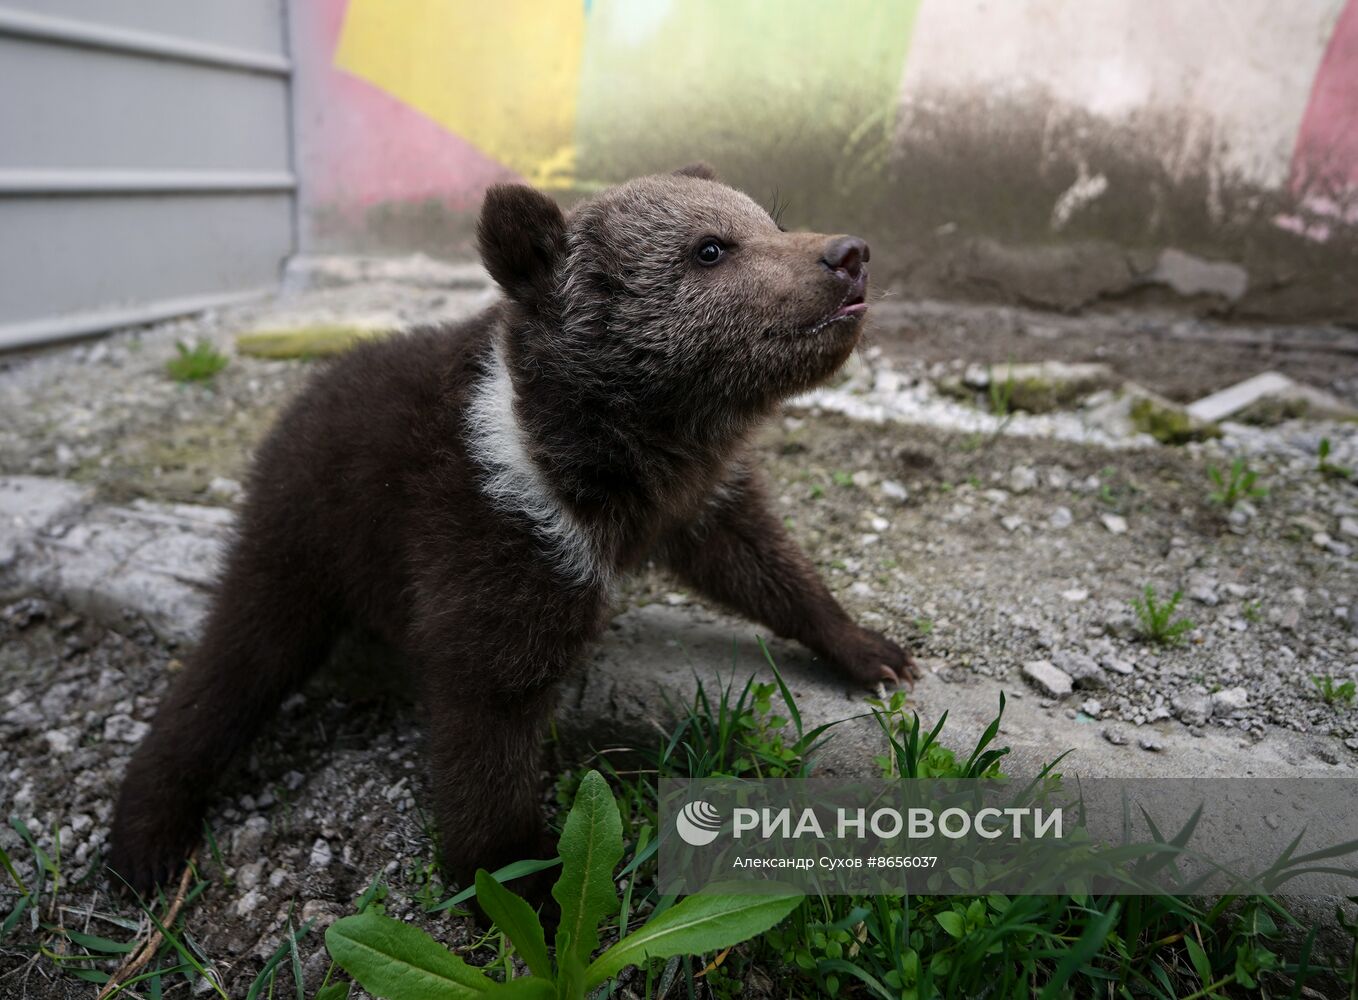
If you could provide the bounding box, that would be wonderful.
[475,870,551,979]
[935,911,965,939]
[325,912,491,999]
[552,770,623,966]
[555,934,585,1000]
[584,893,802,989]
[312,984,350,1000]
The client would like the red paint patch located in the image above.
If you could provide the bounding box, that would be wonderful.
[297,0,516,211]
[1291,0,1358,199]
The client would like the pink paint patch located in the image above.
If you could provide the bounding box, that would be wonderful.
[1290,0,1358,199]
[297,0,516,211]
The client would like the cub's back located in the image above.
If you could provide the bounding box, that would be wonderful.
[233,310,498,633]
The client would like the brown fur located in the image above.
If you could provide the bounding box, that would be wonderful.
[110,167,916,898]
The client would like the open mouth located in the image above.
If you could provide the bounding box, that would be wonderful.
[828,272,868,322]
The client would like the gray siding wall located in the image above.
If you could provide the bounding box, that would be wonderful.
[0,1,294,350]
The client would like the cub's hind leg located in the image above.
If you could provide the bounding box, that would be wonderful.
[110,545,340,894]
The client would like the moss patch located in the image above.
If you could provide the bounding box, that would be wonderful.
[1130,396,1220,445]
[236,324,390,360]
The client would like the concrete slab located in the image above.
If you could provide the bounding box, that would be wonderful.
[0,475,92,570]
[5,476,1349,781]
[4,477,228,643]
[1187,370,1358,423]
[562,604,1346,781]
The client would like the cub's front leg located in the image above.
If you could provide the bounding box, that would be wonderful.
[661,469,918,687]
[407,558,610,904]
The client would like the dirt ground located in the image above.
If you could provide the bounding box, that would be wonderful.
[2,269,1357,996]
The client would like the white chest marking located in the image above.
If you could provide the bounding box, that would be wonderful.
[465,338,608,588]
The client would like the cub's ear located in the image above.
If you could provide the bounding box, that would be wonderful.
[673,162,718,181]
[476,184,566,306]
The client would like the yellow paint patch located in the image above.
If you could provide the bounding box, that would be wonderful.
[334,0,586,187]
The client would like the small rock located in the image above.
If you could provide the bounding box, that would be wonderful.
[1048,506,1073,530]
[1081,698,1104,717]
[1189,585,1218,607]
[102,714,150,744]
[1138,734,1164,752]
[1022,660,1073,699]
[234,889,263,918]
[880,480,908,502]
[1100,513,1128,535]
[1340,517,1358,539]
[2,700,43,727]
[1008,466,1038,494]
[1264,813,1281,830]
[1172,692,1213,727]
[1061,587,1089,603]
[232,816,270,861]
[1210,686,1249,713]
[42,728,80,755]
[309,838,332,869]
[237,861,264,891]
[1270,606,1301,631]
[1000,515,1023,533]
[1055,651,1106,689]
[1102,656,1134,675]
[1102,727,1128,746]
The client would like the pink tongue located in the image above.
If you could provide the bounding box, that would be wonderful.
[838,302,868,317]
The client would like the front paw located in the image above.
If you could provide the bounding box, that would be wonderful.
[826,625,919,689]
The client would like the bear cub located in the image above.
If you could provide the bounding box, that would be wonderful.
[111,164,917,897]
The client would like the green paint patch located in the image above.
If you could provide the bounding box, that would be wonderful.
[236,324,390,360]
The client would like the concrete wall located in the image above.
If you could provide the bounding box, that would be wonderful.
[292,0,1358,322]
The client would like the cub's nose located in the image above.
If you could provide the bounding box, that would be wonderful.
[821,236,870,279]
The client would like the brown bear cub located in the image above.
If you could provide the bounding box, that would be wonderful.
[110,164,917,897]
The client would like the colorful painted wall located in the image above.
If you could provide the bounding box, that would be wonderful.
[291,0,1358,321]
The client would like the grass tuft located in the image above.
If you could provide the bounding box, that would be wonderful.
[1207,457,1267,507]
[1132,586,1195,646]
[165,339,228,382]
[1311,675,1356,707]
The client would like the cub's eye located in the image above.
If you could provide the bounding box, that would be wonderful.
[695,239,725,266]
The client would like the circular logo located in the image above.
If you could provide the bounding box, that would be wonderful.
[675,800,723,846]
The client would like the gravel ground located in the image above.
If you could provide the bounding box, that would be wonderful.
[2,263,1356,996]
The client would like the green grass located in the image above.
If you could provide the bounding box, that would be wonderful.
[1312,675,1357,707]
[1207,457,1267,508]
[1318,437,1353,482]
[1132,586,1195,646]
[432,654,1351,1000]
[165,339,229,382]
[7,650,1358,997]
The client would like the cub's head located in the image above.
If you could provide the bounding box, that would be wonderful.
[477,165,871,414]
